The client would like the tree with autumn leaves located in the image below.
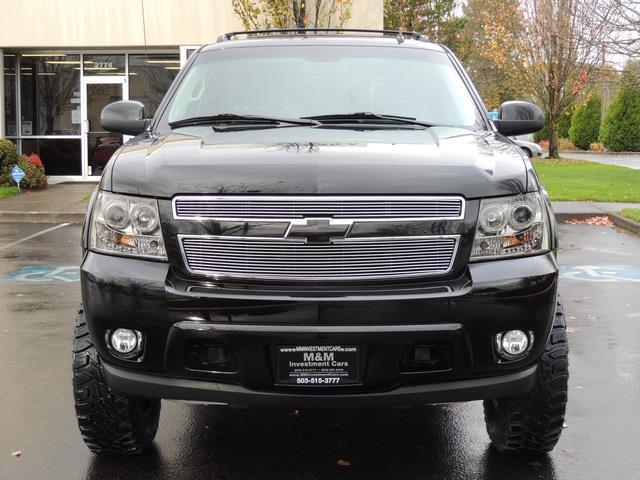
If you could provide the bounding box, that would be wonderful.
[506,0,619,157]
[384,0,466,52]
[387,0,621,157]
[232,0,352,29]
[460,0,527,111]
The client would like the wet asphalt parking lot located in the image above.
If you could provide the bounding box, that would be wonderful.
[1,221,639,480]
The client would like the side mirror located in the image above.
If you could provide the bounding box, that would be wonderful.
[493,101,544,136]
[101,101,150,136]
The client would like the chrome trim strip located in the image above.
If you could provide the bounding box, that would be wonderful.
[177,284,457,302]
[172,195,466,222]
[178,234,460,281]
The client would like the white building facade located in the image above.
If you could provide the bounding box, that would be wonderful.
[0,0,383,180]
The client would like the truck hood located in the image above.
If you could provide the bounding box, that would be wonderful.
[108,126,531,198]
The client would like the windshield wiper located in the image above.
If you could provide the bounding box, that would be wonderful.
[168,113,320,129]
[301,112,434,128]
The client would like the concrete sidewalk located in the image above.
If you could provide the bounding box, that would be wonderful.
[0,183,96,223]
[552,201,639,217]
[556,151,640,169]
[0,183,638,231]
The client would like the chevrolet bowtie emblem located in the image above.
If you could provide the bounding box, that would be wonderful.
[286,218,352,244]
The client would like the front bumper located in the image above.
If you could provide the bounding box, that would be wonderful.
[104,362,537,407]
[81,251,558,406]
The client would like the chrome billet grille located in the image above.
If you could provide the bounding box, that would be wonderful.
[179,235,459,280]
[173,196,464,220]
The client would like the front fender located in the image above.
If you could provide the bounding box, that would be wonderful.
[81,187,99,254]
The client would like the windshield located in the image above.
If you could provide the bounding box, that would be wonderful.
[166,45,484,129]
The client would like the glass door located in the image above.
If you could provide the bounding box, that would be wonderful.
[81,76,127,178]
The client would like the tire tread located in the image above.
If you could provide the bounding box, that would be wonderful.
[72,306,160,454]
[484,301,569,454]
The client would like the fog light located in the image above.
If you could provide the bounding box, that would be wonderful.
[495,330,532,360]
[110,328,142,355]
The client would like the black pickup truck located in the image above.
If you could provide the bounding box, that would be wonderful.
[73,29,568,455]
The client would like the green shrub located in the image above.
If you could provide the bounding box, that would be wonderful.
[0,139,19,179]
[18,154,47,189]
[533,122,548,142]
[569,95,601,150]
[0,153,47,190]
[599,87,640,152]
[558,110,572,139]
[533,110,572,142]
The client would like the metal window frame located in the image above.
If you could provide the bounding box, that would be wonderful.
[2,52,19,139]
[8,49,178,181]
[179,46,200,69]
[81,75,128,178]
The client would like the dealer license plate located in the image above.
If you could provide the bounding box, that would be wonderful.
[276,345,360,385]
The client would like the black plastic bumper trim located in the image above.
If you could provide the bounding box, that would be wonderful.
[103,363,537,407]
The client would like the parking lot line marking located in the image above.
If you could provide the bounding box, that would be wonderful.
[0,223,71,251]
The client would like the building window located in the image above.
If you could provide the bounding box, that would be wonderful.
[129,54,180,117]
[3,54,17,136]
[21,138,81,176]
[83,54,126,76]
[20,54,81,136]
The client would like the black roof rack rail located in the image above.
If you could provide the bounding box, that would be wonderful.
[217,29,429,43]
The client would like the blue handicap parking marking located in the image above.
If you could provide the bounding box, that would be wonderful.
[1,264,80,283]
[560,265,640,283]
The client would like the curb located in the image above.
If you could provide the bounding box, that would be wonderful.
[0,211,85,223]
[609,213,640,236]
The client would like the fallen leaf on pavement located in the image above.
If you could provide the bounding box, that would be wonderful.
[12,451,22,457]
[564,216,613,226]
[563,422,568,428]
[337,459,351,467]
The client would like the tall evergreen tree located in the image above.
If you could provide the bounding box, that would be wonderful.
[569,95,601,150]
[600,63,640,152]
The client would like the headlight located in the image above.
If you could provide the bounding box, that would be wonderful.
[90,192,167,260]
[470,192,549,261]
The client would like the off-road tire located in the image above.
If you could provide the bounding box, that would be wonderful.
[483,301,568,454]
[73,306,161,454]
